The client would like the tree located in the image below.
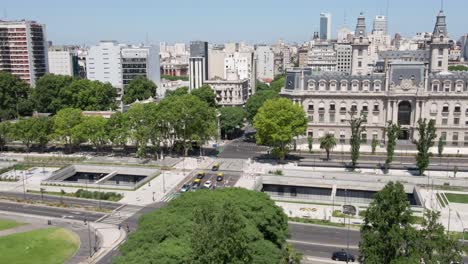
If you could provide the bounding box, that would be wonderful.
[319,134,336,160]
[165,86,189,98]
[70,79,117,111]
[219,107,245,139]
[254,98,307,161]
[0,71,32,120]
[0,122,11,151]
[270,74,286,93]
[122,77,157,105]
[385,121,401,167]
[124,104,152,158]
[31,74,74,113]
[79,116,108,151]
[437,136,445,157]
[31,117,53,152]
[53,108,83,153]
[11,118,36,152]
[191,85,216,108]
[415,119,437,175]
[245,89,279,123]
[106,112,129,149]
[371,137,379,155]
[115,188,297,264]
[349,113,366,169]
[307,136,313,153]
[448,65,468,71]
[256,82,270,92]
[359,182,415,263]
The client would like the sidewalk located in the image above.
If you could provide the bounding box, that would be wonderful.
[88,222,126,264]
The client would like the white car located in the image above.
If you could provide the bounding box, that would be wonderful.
[203,181,212,189]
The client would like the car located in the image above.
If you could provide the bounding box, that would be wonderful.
[216,173,224,182]
[331,251,355,262]
[192,179,201,190]
[343,205,357,216]
[180,184,191,193]
[204,181,212,189]
[212,163,220,171]
[196,171,205,179]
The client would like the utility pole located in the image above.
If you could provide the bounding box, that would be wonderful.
[22,171,26,201]
[86,218,92,257]
[447,206,451,234]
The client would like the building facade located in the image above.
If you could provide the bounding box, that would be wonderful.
[335,44,352,74]
[189,41,209,90]
[204,78,249,106]
[307,43,337,72]
[320,13,332,40]
[255,45,275,82]
[87,41,124,90]
[373,15,388,35]
[0,20,48,86]
[281,11,468,146]
[48,46,78,76]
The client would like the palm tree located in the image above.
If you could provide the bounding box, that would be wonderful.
[320,134,337,160]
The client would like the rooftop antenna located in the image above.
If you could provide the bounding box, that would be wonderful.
[343,10,347,26]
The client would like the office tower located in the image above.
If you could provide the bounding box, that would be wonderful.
[189,41,208,90]
[255,45,274,82]
[87,41,124,90]
[0,20,48,86]
[373,15,388,34]
[320,13,332,40]
[335,44,352,74]
[121,45,160,90]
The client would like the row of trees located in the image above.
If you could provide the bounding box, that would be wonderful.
[360,181,462,263]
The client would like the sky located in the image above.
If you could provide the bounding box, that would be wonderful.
[1,0,467,45]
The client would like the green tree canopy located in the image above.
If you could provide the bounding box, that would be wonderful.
[415,118,437,175]
[219,107,245,139]
[448,65,468,71]
[78,116,108,151]
[115,188,297,264]
[165,86,189,98]
[0,121,11,150]
[122,77,157,105]
[256,82,270,92]
[319,133,337,160]
[245,89,279,123]
[11,118,37,151]
[191,84,216,108]
[124,103,152,157]
[270,75,285,93]
[105,112,129,148]
[385,121,401,167]
[10,116,53,152]
[53,108,83,153]
[31,74,74,113]
[254,98,307,161]
[70,79,117,111]
[0,72,32,120]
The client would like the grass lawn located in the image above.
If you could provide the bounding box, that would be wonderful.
[0,219,23,231]
[0,227,79,264]
[444,193,468,204]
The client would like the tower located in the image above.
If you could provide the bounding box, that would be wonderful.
[351,13,370,75]
[429,10,450,73]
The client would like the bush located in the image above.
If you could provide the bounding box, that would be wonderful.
[74,189,122,201]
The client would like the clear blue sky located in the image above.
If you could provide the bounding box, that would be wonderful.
[2,0,467,45]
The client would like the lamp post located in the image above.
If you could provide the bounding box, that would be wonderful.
[345,188,350,264]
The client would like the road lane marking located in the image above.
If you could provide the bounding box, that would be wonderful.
[287,239,359,250]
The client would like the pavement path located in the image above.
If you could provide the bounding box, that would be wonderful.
[0,222,47,237]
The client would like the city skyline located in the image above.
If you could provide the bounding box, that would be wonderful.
[1,0,466,45]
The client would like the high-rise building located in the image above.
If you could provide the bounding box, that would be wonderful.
[0,20,48,86]
[307,43,337,72]
[335,44,352,74]
[189,41,208,90]
[373,15,388,34]
[461,35,468,61]
[320,13,332,40]
[255,45,274,82]
[48,46,78,76]
[87,41,160,98]
[87,41,124,90]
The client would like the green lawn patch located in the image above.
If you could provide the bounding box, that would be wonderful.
[445,193,468,204]
[0,219,23,231]
[0,227,79,264]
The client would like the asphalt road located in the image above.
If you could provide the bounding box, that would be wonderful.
[0,191,121,211]
[0,200,105,221]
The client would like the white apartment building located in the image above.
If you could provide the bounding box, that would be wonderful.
[87,41,160,97]
[208,49,226,80]
[0,20,48,86]
[48,47,76,76]
[255,45,275,82]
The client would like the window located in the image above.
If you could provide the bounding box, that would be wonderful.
[373,104,379,112]
[340,131,346,143]
[464,132,468,146]
[329,104,336,112]
[358,49,363,56]
[340,106,347,113]
[351,104,357,113]
[308,115,314,122]
[452,132,459,146]
[319,113,324,122]
[442,105,449,113]
[430,103,438,114]
[361,133,367,143]
[358,61,362,67]
[362,105,369,113]
[454,106,461,113]
[330,114,335,123]
[442,118,448,125]
[308,104,314,111]
[308,131,313,138]
[432,84,438,92]
[454,118,460,125]
[318,102,325,112]
[441,132,447,140]
[438,48,443,56]
[438,61,442,67]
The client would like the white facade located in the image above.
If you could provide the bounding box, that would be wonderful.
[337,26,353,43]
[48,48,74,76]
[208,49,226,80]
[368,31,392,64]
[189,57,206,90]
[373,15,388,34]
[335,44,352,74]
[87,41,123,89]
[255,45,274,82]
[204,79,249,106]
[121,45,160,95]
[307,44,337,72]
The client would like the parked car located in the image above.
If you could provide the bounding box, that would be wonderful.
[180,184,191,193]
[212,163,220,171]
[216,173,224,182]
[196,171,205,179]
[331,251,355,262]
[192,179,201,190]
[343,205,357,216]
[204,180,212,189]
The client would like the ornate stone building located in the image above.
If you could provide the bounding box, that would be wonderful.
[281,11,468,146]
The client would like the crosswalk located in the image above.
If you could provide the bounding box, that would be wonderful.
[160,193,179,203]
[97,204,142,225]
